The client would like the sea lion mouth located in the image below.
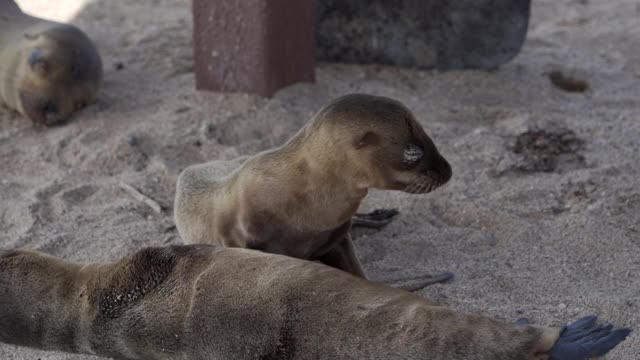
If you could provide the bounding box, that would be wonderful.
[402,173,449,194]
[18,90,62,125]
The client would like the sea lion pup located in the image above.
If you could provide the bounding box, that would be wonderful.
[0,246,630,360]
[175,94,453,287]
[0,0,102,125]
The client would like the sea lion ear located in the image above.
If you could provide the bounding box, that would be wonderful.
[27,48,49,75]
[354,131,379,149]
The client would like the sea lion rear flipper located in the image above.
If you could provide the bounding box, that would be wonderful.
[352,208,399,229]
[314,237,367,278]
[547,316,631,359]
[390,271,454,292]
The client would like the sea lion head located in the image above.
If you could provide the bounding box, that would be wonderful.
[17,25,102,125]
[313,93,452,194]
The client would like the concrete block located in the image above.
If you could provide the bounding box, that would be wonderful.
[316,0,531,70]
[193,0,315,97]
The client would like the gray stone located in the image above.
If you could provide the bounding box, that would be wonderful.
[316,0,531,70]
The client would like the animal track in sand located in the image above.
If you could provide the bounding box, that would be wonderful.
[0,182,35,238]
[26,183,101,234]
[87,135,151,175]
[558,180,598,211]
[202,106,305,151]
[608,192,640,242]
[61,184,100,205]
[29,181,67,225]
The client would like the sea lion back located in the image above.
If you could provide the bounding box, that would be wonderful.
[174,156,248,244]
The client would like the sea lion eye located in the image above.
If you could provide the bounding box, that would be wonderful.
[27,48,49,75]
[27,48,43,65]
[403,144,423,164]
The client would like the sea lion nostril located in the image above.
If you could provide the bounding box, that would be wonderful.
[42,101,58,114]
[438,157,452,182]
[419,155,452,183]
[27,48,44,66]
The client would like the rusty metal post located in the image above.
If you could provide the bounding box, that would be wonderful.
[192,0,315,97]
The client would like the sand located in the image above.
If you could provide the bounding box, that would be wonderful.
[1,0,638,359]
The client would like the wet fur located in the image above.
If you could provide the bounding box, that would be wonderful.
[175,94,452,280]
[0,246,561,359]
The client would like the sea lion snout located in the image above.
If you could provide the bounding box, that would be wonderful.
[422,152,452,185]
[398,143,452,194]
[18,90,62,125]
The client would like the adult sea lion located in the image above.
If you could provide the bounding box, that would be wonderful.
[0,245,630,359]
[0,245,630,360]
[175,93,453,288]
[0,0,102,125]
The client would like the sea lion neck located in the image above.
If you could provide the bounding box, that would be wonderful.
[242,130,368,231]
[276,127,368,198]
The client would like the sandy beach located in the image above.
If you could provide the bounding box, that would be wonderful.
[1,0,638,358]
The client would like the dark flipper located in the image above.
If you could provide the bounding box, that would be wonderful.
[388,272,454,292]
[549,316,631,360]
[352,208,399,229]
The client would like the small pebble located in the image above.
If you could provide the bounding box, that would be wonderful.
[127,135,139,146]
[549,71,589,93]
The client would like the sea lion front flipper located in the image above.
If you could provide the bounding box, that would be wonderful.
[548,316,631,359]
[314,236,367,278]
[389,271,454,291]
[351,208,399,229]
